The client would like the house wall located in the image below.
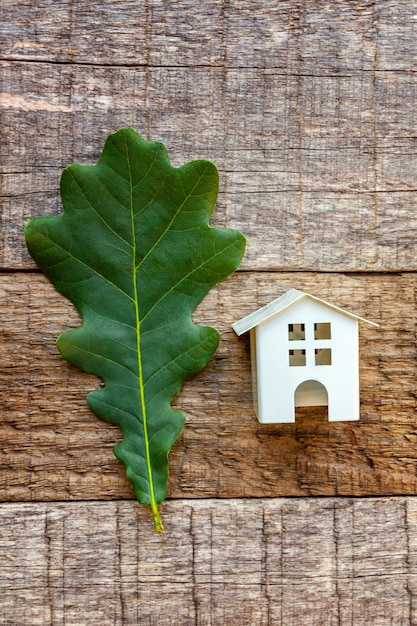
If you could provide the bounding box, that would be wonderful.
[255,299,360,423]
[2,1,417,624]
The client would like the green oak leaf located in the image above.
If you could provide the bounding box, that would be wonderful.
[24,127,245,532]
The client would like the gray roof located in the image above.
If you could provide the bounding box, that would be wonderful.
[231,289,379,336]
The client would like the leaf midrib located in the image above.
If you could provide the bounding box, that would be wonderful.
[125,136,159,525]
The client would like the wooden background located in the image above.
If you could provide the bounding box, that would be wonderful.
[1,1,417,623]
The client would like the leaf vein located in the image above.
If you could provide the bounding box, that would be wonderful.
[67,345,137,377]
[126,132,160,527]
[68,169,133,248]
[143,334,213,390]
[135,163,212,270]
[35,232,134,303]
[141,237,240,323]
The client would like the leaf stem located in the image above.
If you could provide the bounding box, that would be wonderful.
[152,506,164,534]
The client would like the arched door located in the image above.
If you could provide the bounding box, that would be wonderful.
[294,379,328,408]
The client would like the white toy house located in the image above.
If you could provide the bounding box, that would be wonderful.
[232,289,378,424]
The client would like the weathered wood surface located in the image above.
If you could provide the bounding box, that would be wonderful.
[0,497,415,626]
[2,1,417,624]
[2,0,416,69]
[2,270,416,501]
[2,1,417,271]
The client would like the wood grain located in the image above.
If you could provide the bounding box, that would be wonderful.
[2,0,416,71]
[1,270,416,501]
[2,1,417,623]
[1,2,417,272]
[0,497,415,625]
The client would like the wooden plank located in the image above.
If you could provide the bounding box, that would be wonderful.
[0,497,414,625]
[1,60,417,270]
[1,0,416,72]
[1,270,416,501]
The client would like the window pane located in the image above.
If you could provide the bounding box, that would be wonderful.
[314,322,331,340]
[315,348,332,365]
[288,323,305,341]
[289,349,306,366]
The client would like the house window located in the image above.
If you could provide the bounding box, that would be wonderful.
[288,323,305,341]
[314,322,331,340]
[289,349,306,366]
[288,323,332,367]
[315,348,332,365]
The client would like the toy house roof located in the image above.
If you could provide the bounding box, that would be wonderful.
[232,289,379,336]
